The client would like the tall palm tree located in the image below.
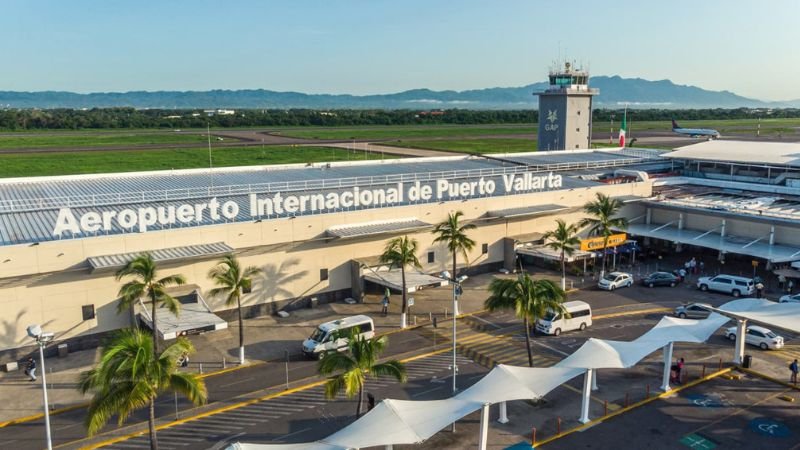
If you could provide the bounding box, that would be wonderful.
[208,254,262,365]
[543,219,581,290]
[379,235,421,329]
[318,331,407,418]
[79,329,207,450]
[580,192,629,276]
[116,253,186,355]
[485,274,566,367]
[432,211,476,315]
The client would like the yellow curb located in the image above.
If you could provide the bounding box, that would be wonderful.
[0,402,88,429]
[778,394,795,402]
[593,307,672,320]
[77,347,454,450]
[534,367,733,448]
[736,366,800,392]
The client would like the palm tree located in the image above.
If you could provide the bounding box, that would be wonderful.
[543,219,581,290]
[318,331,407,418]
[379,235,421,329]
[208,254,262,365]
[485,274,566,367]
[116,253,186,355]
[580,192,629,276]
[432,211,476,315]
[79,329,207,450]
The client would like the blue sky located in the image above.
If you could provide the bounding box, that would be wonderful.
[2,0,798,100]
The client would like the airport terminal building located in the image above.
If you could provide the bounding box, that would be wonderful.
[3,140,800,360]
[0,148,662,358]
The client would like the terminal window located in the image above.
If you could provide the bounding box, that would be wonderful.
[82,304,95,321]
[482,243,489,254]
[320,268,329,281]
[427,252,435,263]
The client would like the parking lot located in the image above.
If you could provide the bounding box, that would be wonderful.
[543,372,800,449]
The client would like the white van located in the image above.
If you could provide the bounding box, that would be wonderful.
[302,315,375,359]
[535,301,592,336]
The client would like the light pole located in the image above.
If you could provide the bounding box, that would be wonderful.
[442,271,466,432]
[27,324,53,450]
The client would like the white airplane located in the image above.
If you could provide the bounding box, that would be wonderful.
[672,119,720,139]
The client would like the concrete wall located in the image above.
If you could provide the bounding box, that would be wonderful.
[0,181,651,352]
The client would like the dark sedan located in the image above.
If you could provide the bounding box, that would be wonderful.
[641,271,679,288]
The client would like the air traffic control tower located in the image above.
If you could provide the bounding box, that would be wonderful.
[535,62,598,151]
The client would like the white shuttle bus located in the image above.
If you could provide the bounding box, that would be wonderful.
[302,315,375,359]
[535,301,592,336]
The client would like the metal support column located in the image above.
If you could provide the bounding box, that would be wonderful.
[734,319,747,364]
[661,342,674,392]
[497,401,509,424]
[478,403,490,450]
[579,369,593,424]
[591,368,598,391]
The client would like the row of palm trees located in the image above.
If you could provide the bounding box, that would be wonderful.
[81,253,261,450]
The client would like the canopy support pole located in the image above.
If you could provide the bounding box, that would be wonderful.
[478,403,490,450]
[385,446,393,450]
[734,319,747,364]
[579,369,593,424]
[661,342,673,392]
[591,369,598,391]
[497,401,509,424]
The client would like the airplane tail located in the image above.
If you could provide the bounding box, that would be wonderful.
[671,119,680,130]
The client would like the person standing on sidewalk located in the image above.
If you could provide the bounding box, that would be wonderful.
[25,357,36,382]
[790,359,799,385]
[381,295,389,317]
[755,281,764,299]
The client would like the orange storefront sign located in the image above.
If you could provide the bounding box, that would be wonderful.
[580,233,627,251]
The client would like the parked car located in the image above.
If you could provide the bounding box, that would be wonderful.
[673,302,713,319]
[725,325,784,350]
[641,272,679,288]
[598,272,634,291]
[779,293,800,303]
[302,315,375,359]
[535,301,592,336]
[696,274,755,297]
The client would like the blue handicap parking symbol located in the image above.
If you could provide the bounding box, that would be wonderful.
[750,417,791,438]
[505,442,533,450]
[686,393,725,408]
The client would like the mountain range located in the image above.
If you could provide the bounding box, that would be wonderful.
[1,76,798,110]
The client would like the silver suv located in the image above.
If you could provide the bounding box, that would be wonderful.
[696,275,754,297]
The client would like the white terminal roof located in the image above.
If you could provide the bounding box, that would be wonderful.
[665,140,800,167]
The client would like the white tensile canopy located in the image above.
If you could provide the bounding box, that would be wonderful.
[228,300,800,450]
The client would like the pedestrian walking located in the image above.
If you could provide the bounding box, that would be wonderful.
[779,274,786,291]
[755,281,764,299]
[790,359,799,385]
[677,357,685,383]
[24,357,36,382]
[381,295,389,317]
[789,279,795,294]
[689,257,697,275]
[699,260,705,275]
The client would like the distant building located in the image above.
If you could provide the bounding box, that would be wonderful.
[534,62,598,151]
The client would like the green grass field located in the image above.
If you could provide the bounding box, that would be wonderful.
[382,138,536,154]
[0,145,384,178]
[277,124,535,140]
[279,118,800,139]
[0,132,220,149]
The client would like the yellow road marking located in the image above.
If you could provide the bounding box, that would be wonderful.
[77,347,453,450]
[533,367,734,448]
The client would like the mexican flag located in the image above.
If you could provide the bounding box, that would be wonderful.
[618,112,627,147]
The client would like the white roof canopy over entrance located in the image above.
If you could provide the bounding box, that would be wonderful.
[363,269,448,293]
[136,289,228,340]
[326,218,431,240]
[625,223,800,263]
[516,245,596,262]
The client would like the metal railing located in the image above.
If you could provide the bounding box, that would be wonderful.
[0,155,662,213]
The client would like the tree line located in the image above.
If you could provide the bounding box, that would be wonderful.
[1,107,798,131]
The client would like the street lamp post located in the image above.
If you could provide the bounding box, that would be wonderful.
[442,271,465,432]
[27,324,53,450]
